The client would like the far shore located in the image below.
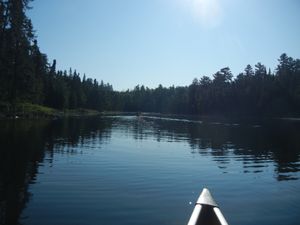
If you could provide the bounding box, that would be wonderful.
[1,102,300,121]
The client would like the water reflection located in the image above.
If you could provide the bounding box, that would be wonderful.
[0,115,299,225]
[109,115,300,181]
[0,118,112,225]
[139,116,300,181]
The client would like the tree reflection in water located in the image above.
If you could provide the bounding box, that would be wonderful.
[0,118,112,225]
[0,115,299,225]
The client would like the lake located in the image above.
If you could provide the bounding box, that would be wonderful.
[0,115,299,225]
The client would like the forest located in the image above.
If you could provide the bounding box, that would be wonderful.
[1,0,300,117]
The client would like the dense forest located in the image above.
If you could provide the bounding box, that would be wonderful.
[0,0,300,117]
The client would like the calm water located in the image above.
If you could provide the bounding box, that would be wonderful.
[0,115,300,225]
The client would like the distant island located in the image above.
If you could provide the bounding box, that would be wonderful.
[0,0,299,118]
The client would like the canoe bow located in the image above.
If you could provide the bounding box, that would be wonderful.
[187,188,229,225]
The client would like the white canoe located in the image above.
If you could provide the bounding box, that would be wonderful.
[187,188,229,225]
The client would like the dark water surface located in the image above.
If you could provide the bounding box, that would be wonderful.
[0,115,299,225]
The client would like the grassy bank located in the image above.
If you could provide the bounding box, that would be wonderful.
[0,102,101,119]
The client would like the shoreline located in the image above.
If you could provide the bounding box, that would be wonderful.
[0,102,101,119]
[1,102,300,121]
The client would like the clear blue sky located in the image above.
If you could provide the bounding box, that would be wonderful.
[28,0,300,91]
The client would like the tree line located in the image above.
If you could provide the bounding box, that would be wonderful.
[118,56,300,117]
[0,0,114,111]
[1,0,300,117]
